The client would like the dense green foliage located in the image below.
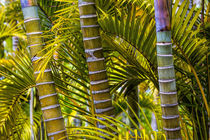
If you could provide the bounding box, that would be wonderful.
[0,0,209,139]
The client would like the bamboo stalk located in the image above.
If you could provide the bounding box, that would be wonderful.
[20,0,67,139]
[78,0,115,132]
[154,0,181,139]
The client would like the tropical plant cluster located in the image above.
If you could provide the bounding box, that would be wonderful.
[0,0,209,140]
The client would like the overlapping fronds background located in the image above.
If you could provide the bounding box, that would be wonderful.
[0,0,209,139]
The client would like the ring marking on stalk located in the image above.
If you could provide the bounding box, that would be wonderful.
[36,81,54,86]
[89,69,106,75]
[31,56,42,62]
[159,91,177,95]
[28,44,42,48]
[83,36,100,41]
[162,115,179,119]
[157,54,173,57]
[85,47,104,63]
[159,79,175,83]
[81,25,99,28]
[26,32,43,36]
[44,116,63,122]
[39,93,57,100]
[161,103,178,107]
[90,79,108,85]
[98,123,114,129]
[34,69,51,74]
[41,104,60,111]
[87,57,104,62]
[78,2,95,7]
[156,42,172,45]
[80,14,97,19]
[97,114,115,121]
[163,127,181,131]
[85,47,103,53]
[94,99,111,104]
[92,88,110,94]
[95,106,114,114]
[24,18,40,23]
[158,66,174,70]
[47,129,66,136]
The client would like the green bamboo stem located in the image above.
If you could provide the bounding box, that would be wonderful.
[20,0,67,139]
[78,0,115,132]
[154,0,181,139]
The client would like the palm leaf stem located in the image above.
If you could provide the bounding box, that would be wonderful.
[174,41,210,117]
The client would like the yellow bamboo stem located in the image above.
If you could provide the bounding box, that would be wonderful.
[20,0,67,139]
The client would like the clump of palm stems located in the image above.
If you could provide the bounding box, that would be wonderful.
[0,0,209,139]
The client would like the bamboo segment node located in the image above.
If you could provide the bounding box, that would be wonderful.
[26,32,42,35]
[44,116,63,122]
[36,81,55,86]
[85,47,104,62]
[162,115,179,119]
[96,114,115,121]
[28,43,42,48]
[112,131,117,135]
[47,130,66,136]
[98,123,115,129]
[157,54,173,57]
[98,130,117,138]
[161,103,178,107]
[24,18,40,23]
[156,42,172,45]
[34,68,51,74]
[94,99,111,104]
[92,88,110,94]
[85,47,102,53]
[89,69,106,75]
[31,56,42,62]
[83,36,100,41]
[159,91,177,95]
[80,14,97,19]
[78,2,95,7]
[95,106,114,114]
[39,93,57,100]
[159,79,175,83]
[87,57,104,62]
[41,104,60,111]
[90,79,108,85]
[158,66,174,70]
[81,25,99,28]
[163,127,181,131]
